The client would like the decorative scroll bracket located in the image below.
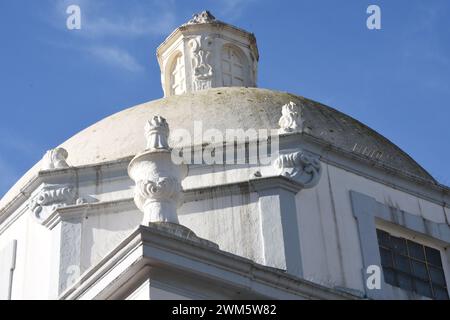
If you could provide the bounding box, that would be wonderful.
[271,150,322,189]
[29,184,77,224]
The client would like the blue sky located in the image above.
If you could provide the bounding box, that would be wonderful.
[0,0,449,196]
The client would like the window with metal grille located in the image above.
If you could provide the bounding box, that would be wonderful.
[376,229,449,299]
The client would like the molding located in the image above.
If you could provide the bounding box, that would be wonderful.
[1,175,301,232]
[60,225,359,300]
[0,157,131,227]
[2,133,450,231]
[42,198,136,230]
[157,22,258,64]
[182,176,303,204]
[281,133,450,207]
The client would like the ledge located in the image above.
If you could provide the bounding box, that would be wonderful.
[60,223,360,300]
[2,133,450,230]
[182,175,304,204]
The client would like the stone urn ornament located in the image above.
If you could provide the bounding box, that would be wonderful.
[128,116,187,225]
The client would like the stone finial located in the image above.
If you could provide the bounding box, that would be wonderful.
[278,101,304,134]
[186,10,216,25]
[145,116,170,151]
[41,147,69,170]
[128,117,217,248]
[129,117,187,225]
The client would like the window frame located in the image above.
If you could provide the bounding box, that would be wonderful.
[350,190,450,300]
[375,223,449,299]
[220,45,248,88]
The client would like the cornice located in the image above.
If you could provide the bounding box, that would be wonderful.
[60,224,359,300]
[156,21,258,62]
[0,156,132,225]
[1,134,449,229]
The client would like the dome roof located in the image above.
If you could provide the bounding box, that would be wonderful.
[0,87,435,209]
[59,87,432,181]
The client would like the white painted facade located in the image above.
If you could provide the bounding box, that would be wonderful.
[1,12,449,300]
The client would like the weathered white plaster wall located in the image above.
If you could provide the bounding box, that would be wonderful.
[79,207,142,272]
[1,152,449,300]
[179,192,263,264]
[0,205,53,299]
[297,162,450,293]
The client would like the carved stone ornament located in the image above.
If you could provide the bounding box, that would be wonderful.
[136,177,181,202]
[189,36,214,91]
[41,147,69,170]
[133,177,182,223]
[145,116,170,151]
[29,184,76,223]
[129,116,187,225]
[278,101,304,134]
[186,11,216,25]
[273,150,322,188]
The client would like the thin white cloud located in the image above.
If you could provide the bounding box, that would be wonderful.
[399,2,450,85]
[85,46,144,73]
[84,11,176,38]
[52,0,177,38]
[44,1,178,74]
